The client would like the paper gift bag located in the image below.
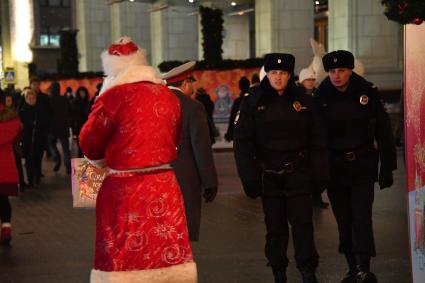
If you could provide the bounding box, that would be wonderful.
[71,158,108,208]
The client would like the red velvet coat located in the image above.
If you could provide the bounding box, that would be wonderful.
[0,107,21,195]
[80,78,196,281]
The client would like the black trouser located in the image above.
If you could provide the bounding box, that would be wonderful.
[14,146,25,185]
[48,134,71,172]
[261,177,318,269]
[0,196,11,223]
[24,153,35,185]
[327,182,376,256]
[33,134,48,180]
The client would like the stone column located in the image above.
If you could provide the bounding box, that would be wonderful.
[110,3,122,42]
[150,5,165,68]
[1,0,34,88]
[150,1,198,69]
[328,0,403,89]
[255,0,314,73]
[114,1,151,60]
[222,14,250,60]
[75,0,111,72]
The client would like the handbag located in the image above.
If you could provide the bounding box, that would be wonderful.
[71,158,108,208]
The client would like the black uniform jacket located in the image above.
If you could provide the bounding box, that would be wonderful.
[314,72,397,186]
[234,78,329,197]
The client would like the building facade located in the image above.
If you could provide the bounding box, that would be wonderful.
[0,0,402,90]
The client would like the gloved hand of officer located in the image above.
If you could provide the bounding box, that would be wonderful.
[224,133,231,142]
[203,187,217,202]
[243,180,262,199]
[379,170,393,190]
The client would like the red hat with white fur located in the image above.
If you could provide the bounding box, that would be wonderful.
[101,36,148,77]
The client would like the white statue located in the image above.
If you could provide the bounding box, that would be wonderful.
[308,38,365,85]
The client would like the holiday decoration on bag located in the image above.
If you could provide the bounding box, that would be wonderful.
[71,158,108,208]
[381,0,425,25]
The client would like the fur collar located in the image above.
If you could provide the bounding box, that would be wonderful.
[99,65,165,95]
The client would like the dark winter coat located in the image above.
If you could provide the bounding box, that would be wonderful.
[49,94,72,138]
[19,103,37,157]
[34,92,52,136]
[71,98,89,136]
[234,78,329,197]
[170,89,218,241]
[314,72,397,186]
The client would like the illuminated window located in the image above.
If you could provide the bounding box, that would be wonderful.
[40,34,60,47]
[40,34,49,46]
[50,35,60,46]
[314,0,328,49]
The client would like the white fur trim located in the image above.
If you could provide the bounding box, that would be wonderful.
[102,47,148,77]
[90,261,197,283]
[1,223,11,228]
[99,65,164,95]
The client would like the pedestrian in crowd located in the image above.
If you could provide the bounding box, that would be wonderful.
[224,76,250,142]
[71,86,90,157]
[251,73,261,88]
[4,93,26,188]
[64,86,74,102]
[47,82,72,173]
[87,82,102,114]
[0,91,21,245]
[298,68,317,95]
[314,50,397,283]
[195,87,217,144]
[5,93,14,109]
[297,68,329,209]
[30,77,52,184]
[79,37,196,282]
[19,89,38,187]
[163,61,218,241]
[394,85,404,148]
[234,53,329,283]
[11,88,22,111]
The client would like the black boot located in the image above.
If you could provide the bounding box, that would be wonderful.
[299,265,319,283]
[340,253,357,283]
[356,255,377,283]
[271,266,287,283]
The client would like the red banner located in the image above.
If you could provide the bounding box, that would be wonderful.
[40,77,103,99]
[405,26,425,192]
[405,23,425,282]
[39,68,260,102]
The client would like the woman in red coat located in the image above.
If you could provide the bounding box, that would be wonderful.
[0,91,21,245]
[79,37,197,283]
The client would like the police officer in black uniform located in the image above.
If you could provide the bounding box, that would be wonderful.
[314,50,397,283]
[234,53,329,283]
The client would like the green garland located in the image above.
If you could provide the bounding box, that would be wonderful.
[199,6,224,63]
[158,58,264,72]
[381,0,425,24]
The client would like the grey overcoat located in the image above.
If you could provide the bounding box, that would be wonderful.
[170,88,218,241]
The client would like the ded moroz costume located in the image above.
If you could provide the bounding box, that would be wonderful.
[79,37,197,283]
